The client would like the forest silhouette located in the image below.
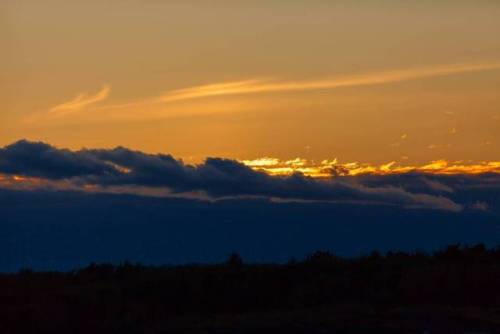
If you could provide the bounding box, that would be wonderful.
[2,244,500,333]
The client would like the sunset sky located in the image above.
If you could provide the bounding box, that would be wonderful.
[2,1,500,272]
[2,0,500,165]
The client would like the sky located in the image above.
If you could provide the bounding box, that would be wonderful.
[2,1,500,271]
[2,0,500,164]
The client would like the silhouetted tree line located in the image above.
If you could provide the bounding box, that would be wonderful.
[2,244,500,333]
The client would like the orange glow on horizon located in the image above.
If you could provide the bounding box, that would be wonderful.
[0,159,498,194]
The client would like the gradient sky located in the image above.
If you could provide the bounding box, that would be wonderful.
[2,0,500,164]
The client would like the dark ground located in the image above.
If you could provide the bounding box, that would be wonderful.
[2,246,500,333]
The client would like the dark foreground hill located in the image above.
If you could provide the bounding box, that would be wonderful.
[2,245,500,333]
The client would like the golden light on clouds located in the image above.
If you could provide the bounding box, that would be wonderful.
[1,158,498,197]
[0,174,44,189]
[242,158,500,178]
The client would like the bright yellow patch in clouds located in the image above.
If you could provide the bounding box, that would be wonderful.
[242,158,500,178]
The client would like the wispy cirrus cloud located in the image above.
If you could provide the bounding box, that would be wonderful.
[49,84,110,115]
[157,61,500,103]
[40,61,500,120]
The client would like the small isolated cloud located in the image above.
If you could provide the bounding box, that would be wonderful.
[421,177,454,193]
[470,201,489,211]
[49,84,110,115]
[389,134,407,148]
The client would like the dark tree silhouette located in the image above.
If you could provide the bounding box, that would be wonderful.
[1,244,500,333]
[226,252,244,267]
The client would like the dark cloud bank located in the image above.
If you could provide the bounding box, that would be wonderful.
[1,140,499,271]
[0,140,478,211]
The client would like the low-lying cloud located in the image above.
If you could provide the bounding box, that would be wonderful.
[4,140,499,212]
